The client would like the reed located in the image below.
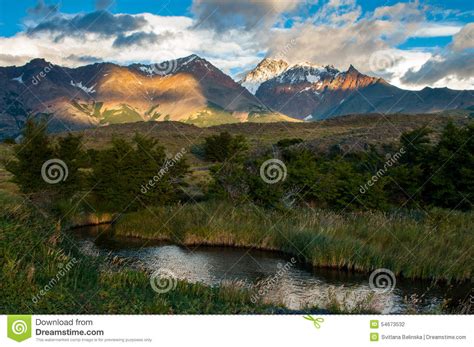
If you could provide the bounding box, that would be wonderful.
[0,192,282,314]
[113,201,473,282]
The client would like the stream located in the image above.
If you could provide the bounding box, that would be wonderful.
[73,225,471,314]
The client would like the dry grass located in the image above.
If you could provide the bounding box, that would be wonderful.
[51,113,469,167]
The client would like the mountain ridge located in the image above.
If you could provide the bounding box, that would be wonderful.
[0,54,473,139]
[240,57,473,120]
[0,55,297,139]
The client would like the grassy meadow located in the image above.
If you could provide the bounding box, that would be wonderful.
[1,114,472,314]
[58,113,470,167]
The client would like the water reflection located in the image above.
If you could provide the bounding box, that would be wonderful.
[74,226,469,313]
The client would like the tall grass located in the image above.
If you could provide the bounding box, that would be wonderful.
[113,201,473,281]
[0,192,282,314]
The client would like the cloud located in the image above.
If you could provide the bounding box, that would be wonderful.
[0,10,256,74]
[451,23,474,51]
[0,53,35,66]
[191,0,301,32]
[372,1,424,22]
[66,54,103,64]
[266,2,423,69]
[113,31,172,48]
[400,23,474,89]
[263,1,474,90]
[27,10,147,39]
[95,0,114,10]
[414,24,462,38]
[27,0,59,19]
[0,1,471,91]
[401,51,474,87]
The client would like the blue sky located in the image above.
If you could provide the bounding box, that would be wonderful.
[0,0,472,89]
[0,1,192,36]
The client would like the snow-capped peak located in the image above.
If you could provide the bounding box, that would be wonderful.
[275,64,339,85]
[240,58,289,94]
[240,58,342,94]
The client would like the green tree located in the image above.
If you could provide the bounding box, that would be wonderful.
[426,122,474,209]
[54,134,85,195]
[5,119,86,201]
[276,138,303,148]
[5,119,54,193]
[203,132,248,162]
[387,127,432,207]
[89,134,188,211]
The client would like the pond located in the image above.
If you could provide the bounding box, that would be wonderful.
[73,225,470,314]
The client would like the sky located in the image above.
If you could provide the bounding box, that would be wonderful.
[0,0,472,90]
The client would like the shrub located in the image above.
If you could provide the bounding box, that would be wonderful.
[202,132,248,162]
[89,134,189,211]
[210,121,473,211]
[5,119,84,196]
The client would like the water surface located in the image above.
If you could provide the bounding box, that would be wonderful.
[74,225,470,313]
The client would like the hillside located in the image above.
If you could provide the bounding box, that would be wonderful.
[0,55,295,140]
[52,113,468,166]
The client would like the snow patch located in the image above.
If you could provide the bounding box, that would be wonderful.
[240,59,289,94]
[304,114,313,121]
[70,80,96,94]
[181,55,197,67]
[306,74,320,83]
[11,74,24,84]
[139,66,154,75]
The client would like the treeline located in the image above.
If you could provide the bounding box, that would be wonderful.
[5,119,473,213]
[206,123,474,211]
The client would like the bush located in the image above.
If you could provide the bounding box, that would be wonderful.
[202,132,248,162]
[210,121,473,211]
[5,119,84,196]
[89,134,189,211]
[2,137,16,144]
[276,138,303,148]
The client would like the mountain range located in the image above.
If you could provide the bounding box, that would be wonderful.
[1,54,473,139]
[241,58,474,120]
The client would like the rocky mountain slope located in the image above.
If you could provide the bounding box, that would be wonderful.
[1,54,473,140]
[241,58,474,120]
[239,58,289,94]
[0,55,295,139]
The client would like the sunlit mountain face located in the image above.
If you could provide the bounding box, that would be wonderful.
[0,0,472,138]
